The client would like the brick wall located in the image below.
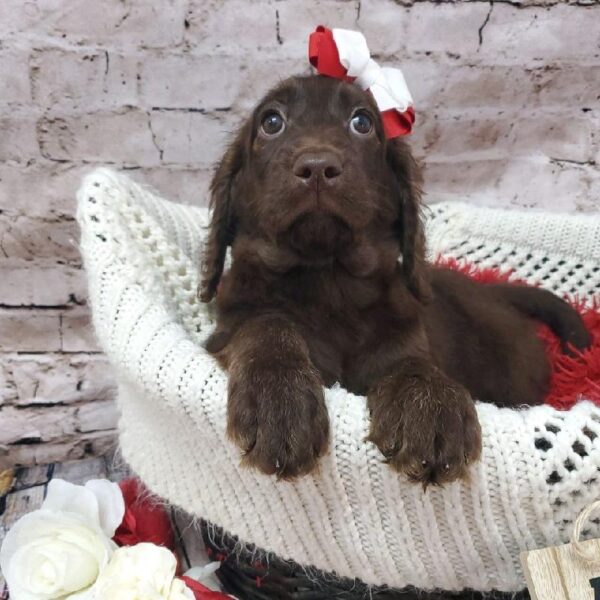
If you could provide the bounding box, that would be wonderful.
[1,0,599,468]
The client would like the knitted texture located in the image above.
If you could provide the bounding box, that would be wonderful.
[77,168,600,593]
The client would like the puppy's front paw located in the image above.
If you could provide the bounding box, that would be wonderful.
[227,363,329,480]
[367,370,481,486]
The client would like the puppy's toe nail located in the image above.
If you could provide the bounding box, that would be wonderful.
[421,460,428,467]
[444,463,450,471]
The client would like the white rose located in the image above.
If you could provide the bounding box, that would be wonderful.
[89,543,194,600]
[0,479,124,600]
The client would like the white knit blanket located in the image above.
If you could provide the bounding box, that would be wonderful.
[77,168,600,593]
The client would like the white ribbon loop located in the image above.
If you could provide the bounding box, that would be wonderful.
[331,28,413,114]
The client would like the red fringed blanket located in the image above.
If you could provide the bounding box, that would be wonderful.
[440,258,600,410]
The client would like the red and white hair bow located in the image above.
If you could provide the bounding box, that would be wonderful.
[308,25,415,139]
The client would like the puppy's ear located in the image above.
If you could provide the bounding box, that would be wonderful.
[386,138,431,302]
[199,122,250,302]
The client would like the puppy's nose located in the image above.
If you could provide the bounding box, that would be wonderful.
[293,152,342,185]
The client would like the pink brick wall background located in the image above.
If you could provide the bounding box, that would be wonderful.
[1,0,599,468]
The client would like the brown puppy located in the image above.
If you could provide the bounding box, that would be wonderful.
[200,75,590,485]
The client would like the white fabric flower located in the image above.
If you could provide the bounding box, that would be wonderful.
[0,479,124,600]
[89,543,194,600]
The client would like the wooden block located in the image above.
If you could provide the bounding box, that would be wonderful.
[1,485,46,532]
[0,469,14,496]
[521,538,600,600]
[13,464,51,490]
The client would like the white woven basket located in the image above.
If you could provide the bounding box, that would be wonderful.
[77,167,600,593]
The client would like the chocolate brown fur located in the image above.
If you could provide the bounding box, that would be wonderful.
[201,75,591,485]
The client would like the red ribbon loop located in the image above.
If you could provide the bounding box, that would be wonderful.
[308,26,351,81]
[382,106,415,139]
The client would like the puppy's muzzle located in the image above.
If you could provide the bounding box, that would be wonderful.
[293,151,342,191]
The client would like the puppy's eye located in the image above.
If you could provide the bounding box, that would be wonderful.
[261,111,285,136]
[350,111,373,136]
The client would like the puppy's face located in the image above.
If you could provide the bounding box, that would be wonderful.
[235,76,392,259]
[200,75,427,302]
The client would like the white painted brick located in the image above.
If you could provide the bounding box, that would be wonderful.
[140,53,239,110]
[404,3,490,56]
[510,116,594,163]
[0,362,18,406]
[140,53,308,114]
[0,47,32,107]
[76,400,119,433]
[186,0,358,61]
[38,110,160,166]
[0,265,86,306]
[277,0,362,58]
[587,172,600,212]
[575,198,600,214]
[32,49,138,112]
[4,432,117,467]
[148,110,229,167]
[494,159,593,212]
[593,116,600,167]
[0,216,80,263]
[0,117,39,162]
[0,1,39,37]
[512,0,596,4]
[232,58,309,114]
[5,354,115,407]
[358,0,410,56]
[0,310,61,352]
[424,158,592,213]
[479,4,600,65]
[530,65,600,109]
[0,405,77,445]
[185,0,281,54]
[0,0,187,48]
[0,163,83,219]
[61,309,100,353]
[396,60,447,111]
[412,115,514,162]
[438,65,534,112]
[424,159,504,205]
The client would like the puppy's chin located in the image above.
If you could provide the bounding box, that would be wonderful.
[285,210,352,260]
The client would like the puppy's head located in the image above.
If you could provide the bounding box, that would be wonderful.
[200,75,427,302]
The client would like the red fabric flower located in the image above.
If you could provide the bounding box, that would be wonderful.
[113,478,175,550]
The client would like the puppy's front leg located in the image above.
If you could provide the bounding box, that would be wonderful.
[367,358,481,486]
[218,314,329,479]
